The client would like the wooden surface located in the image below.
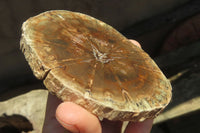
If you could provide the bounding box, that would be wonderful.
[20,10,172,122]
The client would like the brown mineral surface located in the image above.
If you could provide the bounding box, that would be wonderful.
[20,10,172,121]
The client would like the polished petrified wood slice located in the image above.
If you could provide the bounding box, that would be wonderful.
[20,10,172,121]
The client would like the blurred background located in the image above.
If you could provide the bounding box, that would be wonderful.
[0,0,200,132]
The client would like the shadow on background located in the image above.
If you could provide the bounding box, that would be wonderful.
[0,114,33,133]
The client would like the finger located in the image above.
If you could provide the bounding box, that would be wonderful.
[125,119,153,133]
[129,39,141,48]
[42,93,66,133]
[56,102,101,133]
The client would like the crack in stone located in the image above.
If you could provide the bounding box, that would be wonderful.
[41,67,51,81]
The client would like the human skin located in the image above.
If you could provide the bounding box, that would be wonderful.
[42,40,153,133]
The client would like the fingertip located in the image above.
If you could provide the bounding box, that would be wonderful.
[56,102,79,133]
[125,119,153,133]
[56,102,101,133]
[129,39,141,48]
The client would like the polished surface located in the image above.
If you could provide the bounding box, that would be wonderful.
[20,10,172,121]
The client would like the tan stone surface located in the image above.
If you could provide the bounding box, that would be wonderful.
[0,89,48,133]
[20,10,172,121]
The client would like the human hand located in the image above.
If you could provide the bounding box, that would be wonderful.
[43,94,153,133]
[42,40,153,133]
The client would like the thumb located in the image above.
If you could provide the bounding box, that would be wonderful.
[56,102,101,133]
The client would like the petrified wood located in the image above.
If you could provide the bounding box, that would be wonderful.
[20,10,172,121]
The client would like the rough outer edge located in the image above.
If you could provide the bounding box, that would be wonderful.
[20,10,172,121]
